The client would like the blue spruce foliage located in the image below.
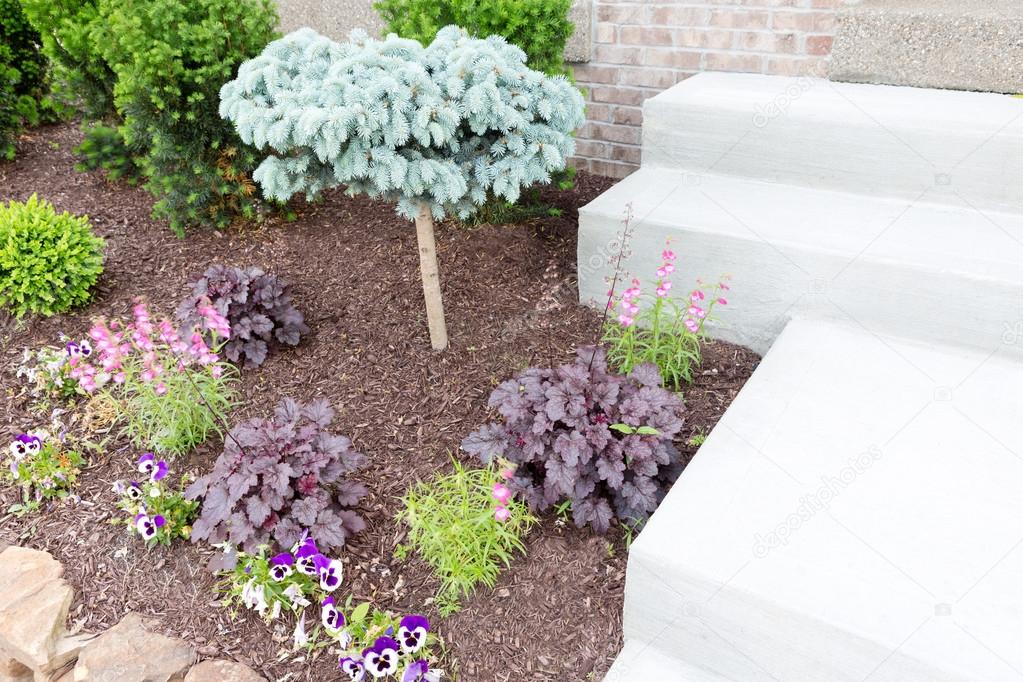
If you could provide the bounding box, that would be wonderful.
[220,26,586,220]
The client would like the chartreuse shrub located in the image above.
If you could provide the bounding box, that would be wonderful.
[375,0,574,77]
[395,460,535,615]
[462,347,686,533]
[177,265,308,368]
[0,195,104,317]
[603,246,731,391]
[186,398,367,553]
[221,27,584,348]
[90,0,278,234]
[78,301,237,455]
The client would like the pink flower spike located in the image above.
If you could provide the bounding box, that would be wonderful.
[656,287,668,297]
[140,370,155,383]
[618,315,634,327]
[719,282,730,290]
[113,373,126,384]
[717,297,727,305]
[501,468,514,480]
[211,366,223,378]
[656,268,666,278]
[685,318,699,333]
[662,249,676,261]
[492,483,512,504]
[494,506,511,523]
[664,264,675,274]
[154,383,167,396]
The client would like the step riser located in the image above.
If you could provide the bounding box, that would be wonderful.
[579,206,1023,360]
[641,76,1023,214]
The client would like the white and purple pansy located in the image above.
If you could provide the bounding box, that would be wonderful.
[315,555,343,592]
[9,433,42,460]
[321,595,345,631]
[402,659,440,682]
[125,481,144,501]
[397,614,430,655]
[268,552,294,581]
[137,453,168,481]
[294,537,320,575]
[66,339,92,359]
[134,512,165,540]
[362,637,400,678]
[338,656,366,681]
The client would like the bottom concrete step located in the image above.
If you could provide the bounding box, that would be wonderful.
[604,641,730,682]
[613,318,1023,681]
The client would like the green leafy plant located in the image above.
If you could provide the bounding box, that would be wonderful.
[0,0,52,159]
[74,123,142,182]
[19,0,115,120]
[375,0,575,77]
[79,301,237,456]
[90,0,278,234]
[602,246,730,391]
[3,432,85,515]
[0,194,105,317]
[396,460,535,615]
[112,454,199,547]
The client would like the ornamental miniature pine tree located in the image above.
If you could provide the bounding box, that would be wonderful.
[220,26,585,349]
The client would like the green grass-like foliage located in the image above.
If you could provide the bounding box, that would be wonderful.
[0,194,104,317]
[90,0,278,234]
[375,0,574,77]
[396,460,535,615]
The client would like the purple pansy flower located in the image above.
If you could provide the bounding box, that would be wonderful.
[339,656,366,681]
[402,660,434,682]
[125,481,144,501]
[151,460,168,482]
[66,340,91,358]
[362,637,400,678]
[294,537,320,575]
[9,434,42,460]
[317,556,343,592]
[269,552,294,581]
[137,453,168,482]
[397,615,430,654]
[321,595,345,631]
[134,513,165,541]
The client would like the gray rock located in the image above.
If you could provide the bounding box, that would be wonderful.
[73,614,194,682]
[0,548,73,671]
[183,660,265,682]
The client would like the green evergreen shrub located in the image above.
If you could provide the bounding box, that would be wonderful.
[0,194,105,317]
[375,0,574,77]
[91,0,278,235]
[0,0,57,159]
[19,0,114,120]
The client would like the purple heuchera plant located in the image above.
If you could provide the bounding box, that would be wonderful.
[461,347,685,533]
[176,265,308,369]
[186,398,367,552]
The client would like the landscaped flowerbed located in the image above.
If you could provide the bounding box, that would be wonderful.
[0,122,758,680]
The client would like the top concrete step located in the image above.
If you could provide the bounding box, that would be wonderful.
[641,73,1023,214]
[829,0,1023,94]
[621,317,1023,681]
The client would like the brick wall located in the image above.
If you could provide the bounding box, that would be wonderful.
[572,1,841,178]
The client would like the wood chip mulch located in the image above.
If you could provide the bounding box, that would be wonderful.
[0,122,760,681]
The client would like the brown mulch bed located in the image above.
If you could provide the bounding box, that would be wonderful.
[0,122,760,681]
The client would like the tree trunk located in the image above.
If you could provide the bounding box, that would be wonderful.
[414,203,448,351]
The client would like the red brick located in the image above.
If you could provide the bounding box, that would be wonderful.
[574,139,612,159]
[588,159,638,179]
[772,10,836,32]
[597,3,644,24]
[647,6,711,27]
[705,52,764,73]
[590,86,652,106]
[586,102,613,122]
[611,106,643,126]
[611,144,642,165]
[572,64,621,85]
[806,35,834,55]
[620,66,680,88]
[619,26,674,46]
[709,9,770,29]
[765,55,829,76]
[735,31,796,53]
[589,122,642,145]
[643,48,702,70]
[674,28,735,50]
[595,22,618,44]
[594,45,645,66]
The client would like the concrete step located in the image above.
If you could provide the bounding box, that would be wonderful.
[829,0,1023,95]
[578,165,1023,356]
[615,318,1023,681]
[604,641,730,682]
[640,73,1023,214]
